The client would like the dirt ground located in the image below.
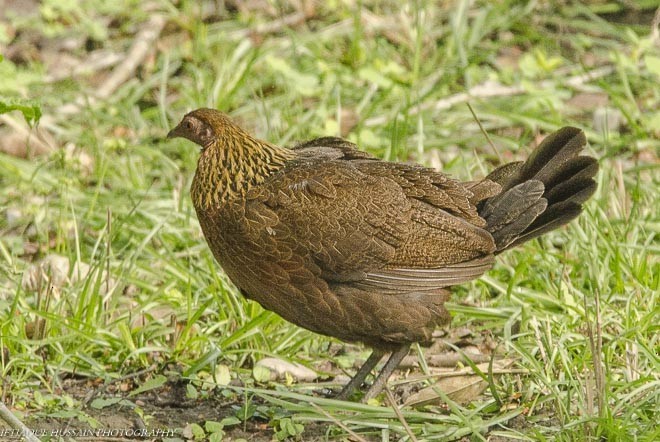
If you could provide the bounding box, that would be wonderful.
[15,380,316,442]
[9,382,541,442]
[5,329,524,441]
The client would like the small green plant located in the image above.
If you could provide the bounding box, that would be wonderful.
[272,417,304,441]
[183,417,240,442]
[0,98,41,126]
[0,55,41,125]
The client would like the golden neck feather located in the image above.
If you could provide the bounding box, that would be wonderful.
[191,129,294,209]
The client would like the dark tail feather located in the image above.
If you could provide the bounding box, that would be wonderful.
[478,127,598,252]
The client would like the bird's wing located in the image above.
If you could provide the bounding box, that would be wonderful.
[354,161,500,227]
[244,155,496,294]
[291,136,377,160]
[292,137,501,225]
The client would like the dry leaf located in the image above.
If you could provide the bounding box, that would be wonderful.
[255,357,318,382]
[404,359,515,407]
[22,254,116,294]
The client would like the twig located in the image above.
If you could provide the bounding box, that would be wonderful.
[364,65,617,127]
[106,208,112,301]
[563,65,616,88]
[394,368,528,386]
[583,290,605,417]
[254,11,309,34]
[361,9,411,48]
[530,318,547,366]
[43,51,124,83]
[0,401,41,442]
[385,388,418,442]
[593,291,605,415]
[96,15,166,100]
[308,402,368,442]
[651,6,660,47]
[615,160,628,219]
[57,14,167,116]
[466,102,503,164]
[401,351,496,368]
[230,8,315,39]
[0,114,56,155]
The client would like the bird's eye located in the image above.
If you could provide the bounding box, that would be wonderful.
[185,120,193,130]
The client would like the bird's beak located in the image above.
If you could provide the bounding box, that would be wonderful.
[167,124,182,139]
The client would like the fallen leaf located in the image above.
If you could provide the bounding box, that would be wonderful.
[22,254,116,294]
[404,359,516,407]
[593,107,624,135]
[255,357,318,382]
[214,364,231,386]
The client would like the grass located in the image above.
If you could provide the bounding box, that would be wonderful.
[1,0,658,440]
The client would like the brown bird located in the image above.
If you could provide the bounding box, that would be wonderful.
[167,109,598,401]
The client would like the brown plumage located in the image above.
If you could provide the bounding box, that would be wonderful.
[167,108,598,400]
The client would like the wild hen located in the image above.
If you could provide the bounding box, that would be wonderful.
[167,108,598,400]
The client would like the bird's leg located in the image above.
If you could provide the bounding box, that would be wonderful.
[335,350,385,400]
[361,344,410,402]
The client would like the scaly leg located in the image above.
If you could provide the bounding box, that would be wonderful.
[336,350,385,400]
[362,344,410,402]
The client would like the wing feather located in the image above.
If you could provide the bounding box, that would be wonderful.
[249,143,496,295]
[359,255,495,294]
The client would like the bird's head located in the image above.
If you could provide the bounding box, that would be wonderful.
[167,108,242,150]
[168,108,294,207]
